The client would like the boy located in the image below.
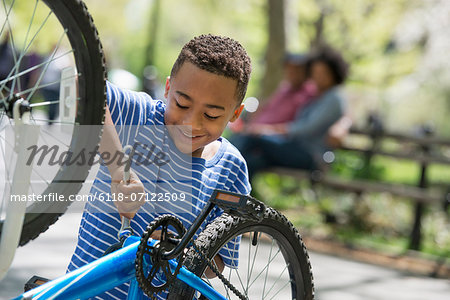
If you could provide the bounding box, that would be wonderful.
[67,34,252,299]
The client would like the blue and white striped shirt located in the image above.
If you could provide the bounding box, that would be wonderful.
[67,82,251,299]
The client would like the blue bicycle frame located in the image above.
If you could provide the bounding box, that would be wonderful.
[15,235,226,300]
[16,190,264,300]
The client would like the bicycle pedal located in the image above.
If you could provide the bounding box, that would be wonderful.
[24,275,50,292]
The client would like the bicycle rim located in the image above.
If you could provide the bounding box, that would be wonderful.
[170,208,314,300]
[0,0,106,245]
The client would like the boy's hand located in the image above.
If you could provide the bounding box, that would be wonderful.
[111,167,145,219]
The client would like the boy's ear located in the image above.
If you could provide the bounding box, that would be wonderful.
[164,76,170,99]
[230,104,245,122]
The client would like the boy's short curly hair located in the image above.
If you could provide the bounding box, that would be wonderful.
[309,46,349,85]
[170,34,252,104]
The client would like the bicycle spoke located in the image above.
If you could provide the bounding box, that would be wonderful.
[29,100,59,107]
[202,276,212,286]
[246,232,261,294]
[2,0,21,94]
[246,233,251,294]
[225,267,232,299]
[263,263,289,299]
[28,173,41,197]
[0,131,16,151]
[1,126,52,193]
[0,4,54,97]
[0,0,15,38]
[0,130,13,217]
[35,128,65,157]
[247,247,282,290]
[29,119,79,125]
[16,80,60,98]
[40,128,71,148]
[0,0,106,248]
[0,49,74,90]
[21,0,39,53]
[231,235,249,297]
[267,279,292,300]
[232,257,247,297]
[25,29,67,102]
[204,239,240,299]
[224,235,242,299]
[2,84,10,93]
[0,86,12,108]
[261,238,274,298]
[24,62,75,101]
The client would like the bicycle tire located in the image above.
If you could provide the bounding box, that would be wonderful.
[169,207,314,299]
[0,0,106,246]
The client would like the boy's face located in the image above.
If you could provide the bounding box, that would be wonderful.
[164,62,244,157]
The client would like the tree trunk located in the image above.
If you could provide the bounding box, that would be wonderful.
[144,0,161,68]
[260,0,286,101]
[310,10,325,50]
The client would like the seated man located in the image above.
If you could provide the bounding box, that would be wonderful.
[230,52,316,161]
[246,53,316,126]
[240,46,350,181]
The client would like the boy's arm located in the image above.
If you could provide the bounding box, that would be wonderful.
[99,106,145,219]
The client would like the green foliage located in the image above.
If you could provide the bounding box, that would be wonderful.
[2,1,71,54]
[297,0,418,87]
[281,182,450,258]
[77,0,450,133]
[84,0,267,99]
[252,173,306,210]
[332,149,450,188]
[253,153,449,258]
[331,150,387,181]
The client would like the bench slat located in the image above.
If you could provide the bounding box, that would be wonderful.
[265,167,442,204]
[339,146,450,165]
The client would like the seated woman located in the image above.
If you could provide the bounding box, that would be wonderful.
[238,46,350,181]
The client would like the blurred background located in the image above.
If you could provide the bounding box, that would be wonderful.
[79,0,450,263]
[84,0,450,133]
[1,0,449,298]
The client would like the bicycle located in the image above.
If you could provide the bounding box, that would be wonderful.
[0,0,106,278]
[17,189,314,299]
[1,1,315,298]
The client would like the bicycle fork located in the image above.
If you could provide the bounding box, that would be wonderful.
[0,100,40,280]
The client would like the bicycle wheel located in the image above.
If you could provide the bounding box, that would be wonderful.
[0,0,106,245]
[169,207,314,300]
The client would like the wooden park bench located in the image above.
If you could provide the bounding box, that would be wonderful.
[264,114,450,251]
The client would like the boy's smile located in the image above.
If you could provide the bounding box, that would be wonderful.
[164,62,244,158]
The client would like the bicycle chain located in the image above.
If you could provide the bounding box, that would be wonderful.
[192,243,248,300]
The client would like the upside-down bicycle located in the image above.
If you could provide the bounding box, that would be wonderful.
[0,1,314,299]
[17,189,314,299]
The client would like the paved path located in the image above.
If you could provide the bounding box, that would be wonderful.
[1,200,449,299]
